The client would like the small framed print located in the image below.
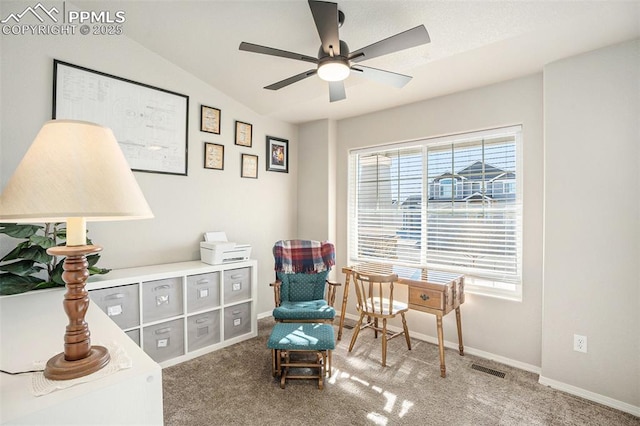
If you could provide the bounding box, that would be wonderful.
[241,154,258,179]
[204,142,224,170]
[201,105,221,134]
[266,136,288,173]
[235,120,253,147]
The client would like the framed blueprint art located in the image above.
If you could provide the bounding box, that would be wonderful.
[53,59,189,176]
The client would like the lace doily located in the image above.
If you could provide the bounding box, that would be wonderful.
[31,342,132,396]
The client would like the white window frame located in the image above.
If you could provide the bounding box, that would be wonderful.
[348,125,523,300]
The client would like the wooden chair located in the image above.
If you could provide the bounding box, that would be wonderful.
[348,272,411,366]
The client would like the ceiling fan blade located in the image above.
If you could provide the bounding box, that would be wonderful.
[265,69,318,90]
[328,80,346,102]
[239,42,318,64]
[349,25,430,63]
[350,65,412,88]
[308,0,341,56]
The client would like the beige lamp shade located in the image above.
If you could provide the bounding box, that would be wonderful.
[0,119,153,223]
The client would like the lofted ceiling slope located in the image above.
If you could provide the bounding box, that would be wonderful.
[75,1,640,124]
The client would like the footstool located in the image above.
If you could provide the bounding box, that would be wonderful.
[267,322,335,390]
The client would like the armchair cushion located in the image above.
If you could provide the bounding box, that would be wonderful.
[277,270,328,302]
[273,300,336,321]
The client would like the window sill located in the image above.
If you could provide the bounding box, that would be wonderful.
[464,276,522,302]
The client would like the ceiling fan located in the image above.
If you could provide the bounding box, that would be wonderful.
[239,0,430,102]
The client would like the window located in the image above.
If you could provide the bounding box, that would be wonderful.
[438,178,455,199]
[348,126,522,299]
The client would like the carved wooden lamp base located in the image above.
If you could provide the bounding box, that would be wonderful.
[44,245,111,381]
[44,346,110,380]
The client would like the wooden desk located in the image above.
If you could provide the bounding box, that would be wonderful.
[339,263,465,378]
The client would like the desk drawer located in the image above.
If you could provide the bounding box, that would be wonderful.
[409,287,444,311]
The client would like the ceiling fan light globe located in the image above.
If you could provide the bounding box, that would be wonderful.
[318,61,350,82]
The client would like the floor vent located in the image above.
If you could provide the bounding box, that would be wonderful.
[342,323,354,329]
[471,363,506,378]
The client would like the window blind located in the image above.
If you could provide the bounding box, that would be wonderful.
[348,126,522,296]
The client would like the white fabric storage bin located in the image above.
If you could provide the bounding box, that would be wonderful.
[186,272,220,313]
[143,318,185,362]
[142,277,183,323]
[223,268,251,304]
[224,302,251,340]
[187,310,220,351]
[125,328,140,346]
[90,283,140,330]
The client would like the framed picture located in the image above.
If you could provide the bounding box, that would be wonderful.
[201,105,221,134]
[53,60,189,176]
[235,120,253,147]
[266,136,288,173]
[204,142,224,170]
[241,154,258,179]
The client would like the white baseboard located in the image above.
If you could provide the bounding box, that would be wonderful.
[538,375,640,417]
[257,310,272,320]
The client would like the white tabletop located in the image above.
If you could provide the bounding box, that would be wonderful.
[0,288,163,425]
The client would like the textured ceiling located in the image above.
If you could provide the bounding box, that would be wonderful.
[75,1,640,123]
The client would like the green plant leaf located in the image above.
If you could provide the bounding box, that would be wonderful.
[86,254,100,267]
[0,241,30,262]
[88,266,111,275]
[29,235,56,249]
[0,273,43,295]
[0,259,43,276]
[0,223,42,239]
[51,260,65,285]
[20,246,52,264]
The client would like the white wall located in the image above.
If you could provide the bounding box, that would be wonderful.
[335,74,545,370]
[297,120,330,241]
[0,29,297,316]
[541,39,640,412]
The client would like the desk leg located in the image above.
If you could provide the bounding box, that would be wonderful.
[455,307,464,356]
[436,315,446,378]
[337,272,351,341]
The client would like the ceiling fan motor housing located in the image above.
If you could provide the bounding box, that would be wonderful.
[318,40,350,60]
[317,40,350,81]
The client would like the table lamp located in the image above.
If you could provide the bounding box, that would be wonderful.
[0,119,153,380]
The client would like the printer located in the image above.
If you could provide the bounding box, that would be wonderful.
[200,231,252,265]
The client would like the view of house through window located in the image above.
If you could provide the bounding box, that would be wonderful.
[348,126,522,298]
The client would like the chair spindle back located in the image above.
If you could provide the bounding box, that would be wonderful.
[353,272,398,316]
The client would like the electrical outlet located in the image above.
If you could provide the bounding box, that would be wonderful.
[573,334,587,353]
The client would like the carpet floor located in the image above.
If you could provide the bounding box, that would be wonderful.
[162,317,639,425]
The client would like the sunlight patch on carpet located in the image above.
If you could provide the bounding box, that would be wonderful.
[367,412,388,425]
[383,391,397,413]
[399,400,414,418]
[330,368,416,421]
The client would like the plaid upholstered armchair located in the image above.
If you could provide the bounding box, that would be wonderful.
[270,240,341,323]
